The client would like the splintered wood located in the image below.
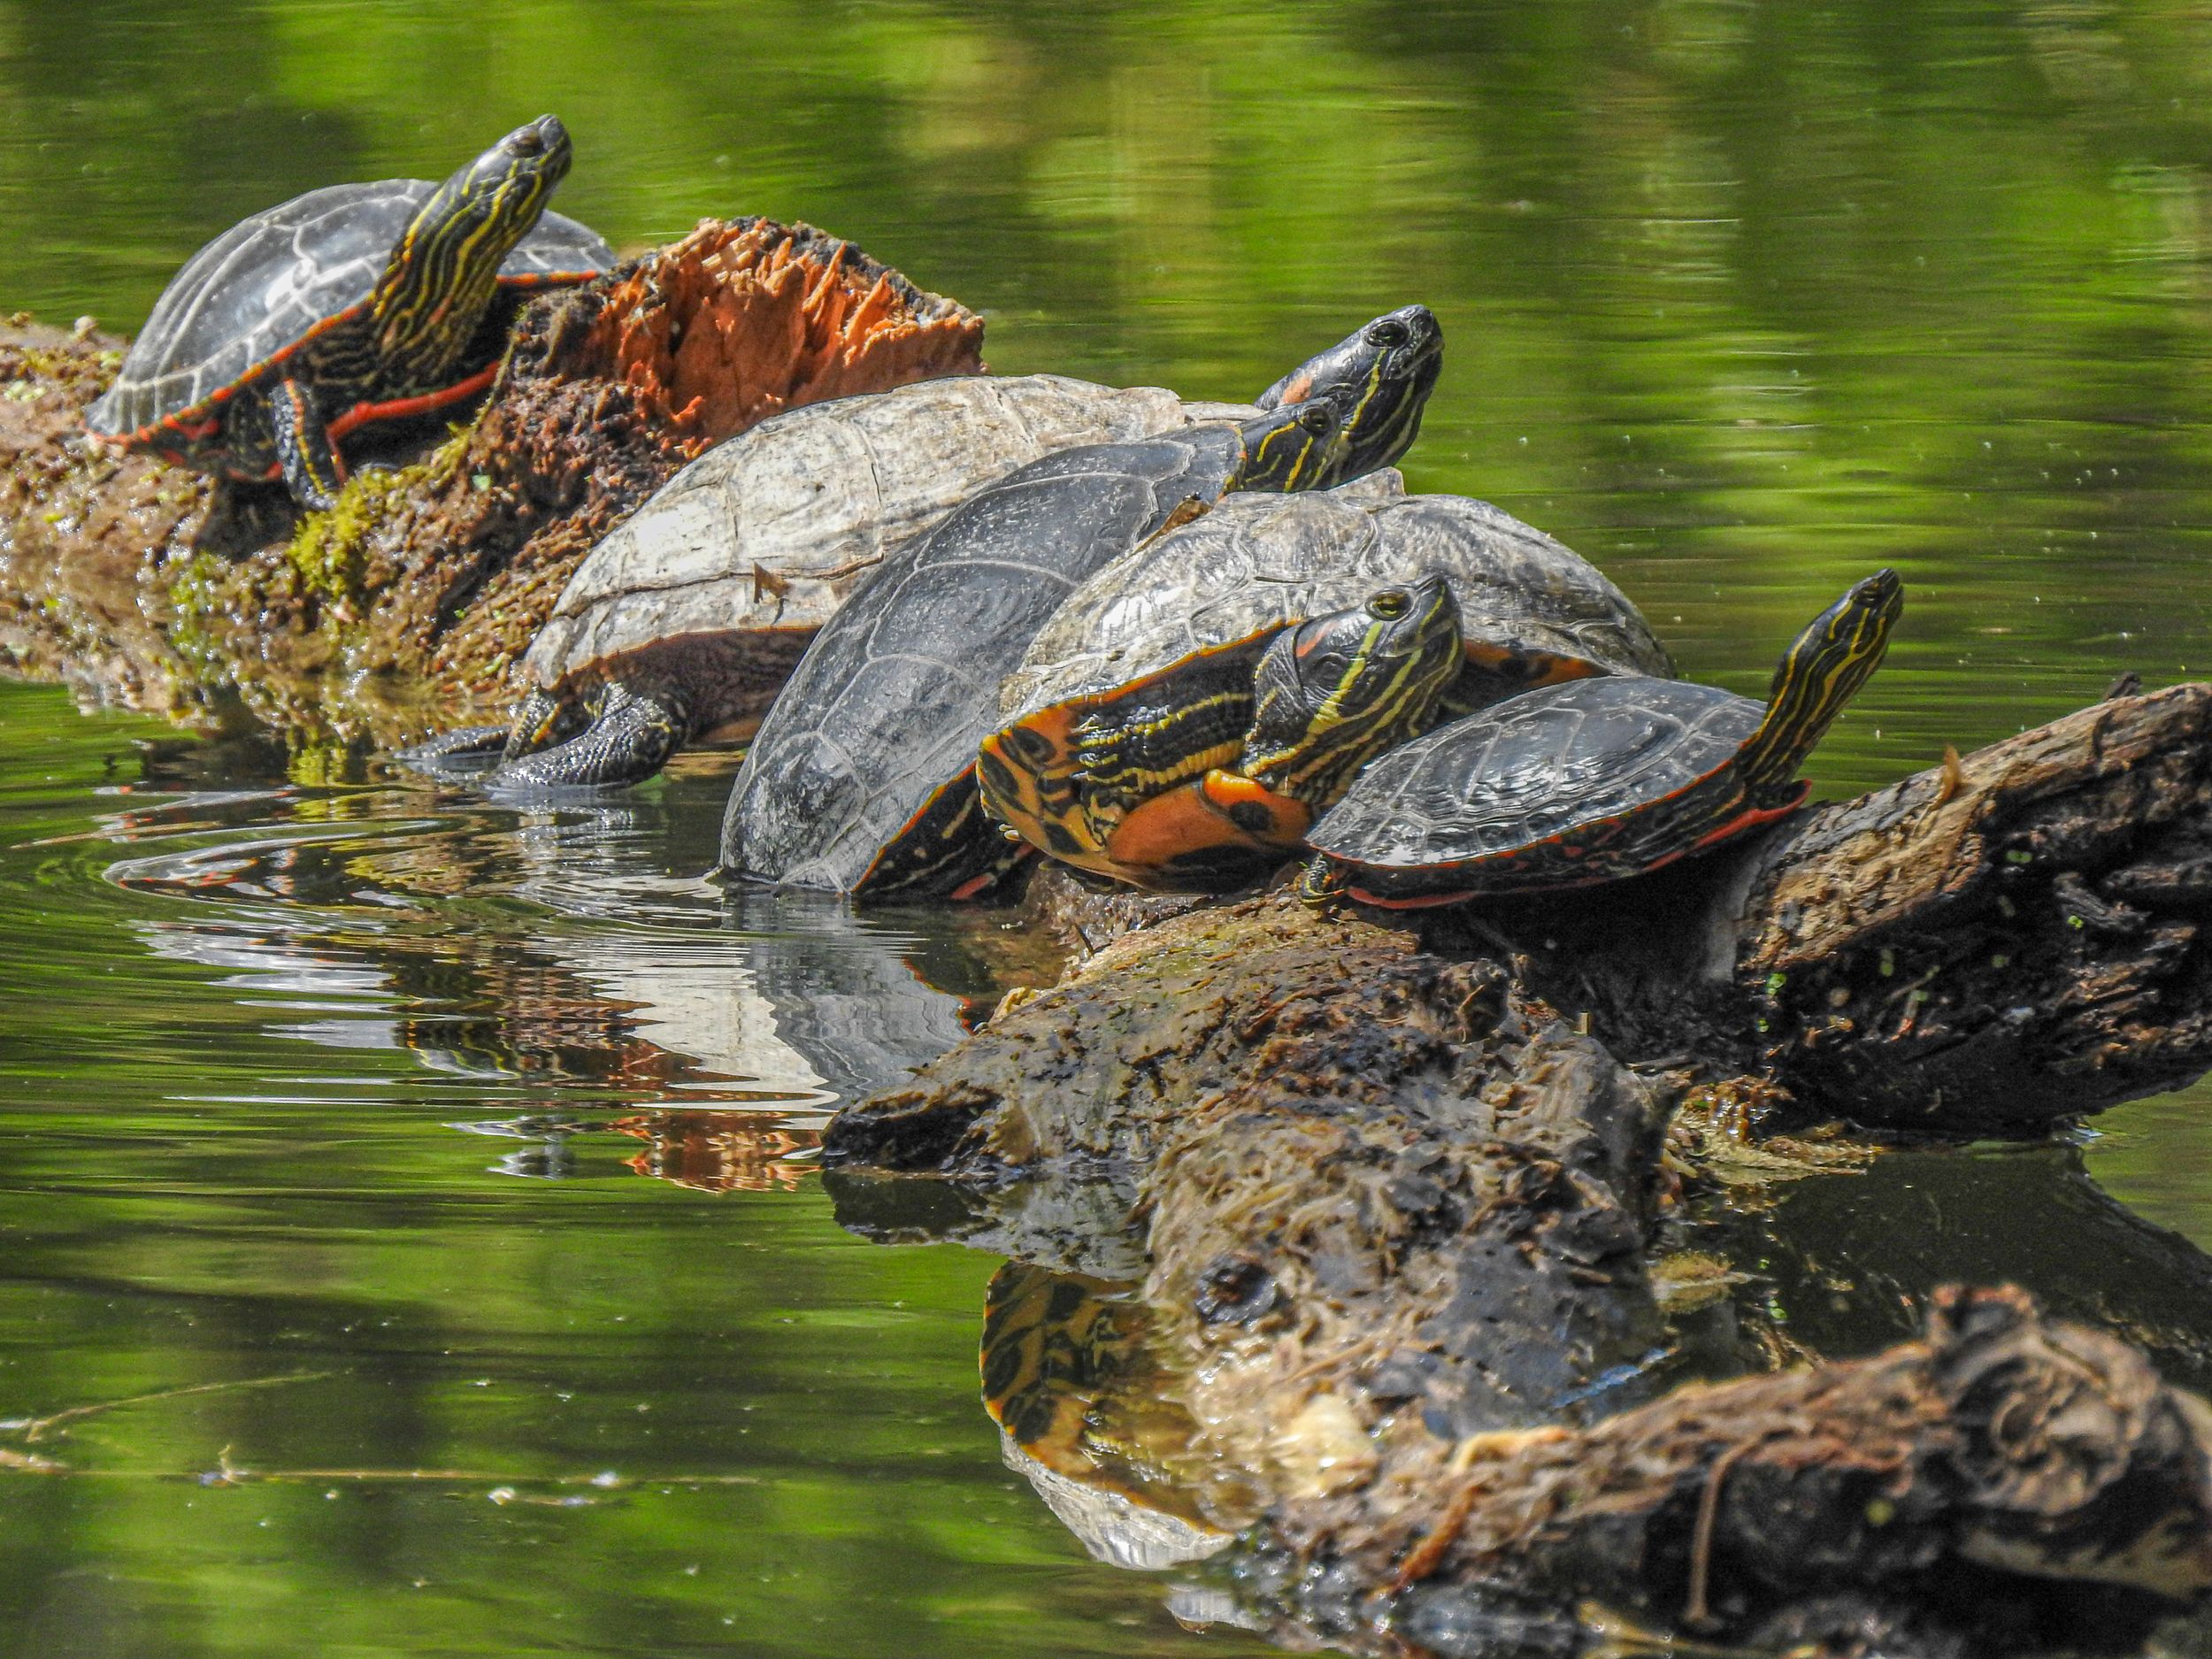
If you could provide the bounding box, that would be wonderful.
[585,218,984,445]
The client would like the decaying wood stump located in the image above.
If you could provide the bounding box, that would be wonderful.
[0,219,981,747]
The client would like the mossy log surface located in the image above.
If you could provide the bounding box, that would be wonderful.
[826,685,2212,1652]
[0,219,982,748]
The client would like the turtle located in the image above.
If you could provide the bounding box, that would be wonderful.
[980,489,1676,890]
[84,116,613,510]
[403,375,1261,788]
[1300,569,1903,907]
[980,574,1468,892]
[717,304,1445,900]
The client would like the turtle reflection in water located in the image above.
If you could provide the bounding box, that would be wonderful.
[85,117,612,509]
[980,1262,1253,1571]
[611,1111,822,1194]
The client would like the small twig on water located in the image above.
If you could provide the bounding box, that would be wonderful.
[10,1370,334,1444]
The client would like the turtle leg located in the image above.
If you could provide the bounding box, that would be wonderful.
[393,687,578,780]
[267,378,347,511]
[498,688,581,762]
[484,682,692,788]
[393,723,512,778]
[1070,672,1252,844]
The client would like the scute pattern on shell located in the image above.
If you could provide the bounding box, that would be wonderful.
[86,180,612,438]
[722,423,1255,894]
[997,488,1674,723]
[1308,677,1765,870]
[523,376,1251,689]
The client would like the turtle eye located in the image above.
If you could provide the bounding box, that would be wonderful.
[1368,319,1409,348]
[1296,404,1333,435]
[1369,589,1411,619]
[511,128,544,157]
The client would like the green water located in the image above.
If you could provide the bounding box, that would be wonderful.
[9,2,2212,1654]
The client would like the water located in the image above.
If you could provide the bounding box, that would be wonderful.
[7,2,2212,1653]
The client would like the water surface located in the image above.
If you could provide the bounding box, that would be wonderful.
[7,3,2212,1654]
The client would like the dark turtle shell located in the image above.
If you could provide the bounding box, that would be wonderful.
[85,181,612,445]
[1309,569,1903,902]
[1306,677,1775,902]
[718,421,1263,897]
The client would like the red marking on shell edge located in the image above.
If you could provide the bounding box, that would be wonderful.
[1345,883,1477,910]
[948,842,1033,902]
[96,264,581,448]
[1690,783,1809,851]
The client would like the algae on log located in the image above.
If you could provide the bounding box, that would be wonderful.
[0,219,983,747]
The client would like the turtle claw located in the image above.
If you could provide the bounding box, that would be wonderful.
[481,683,689,790]
[393,723,511,780]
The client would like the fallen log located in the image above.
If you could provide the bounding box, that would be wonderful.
[0,219,982,747]
[1464,682,2212,1131]
[825,686,2212,1649]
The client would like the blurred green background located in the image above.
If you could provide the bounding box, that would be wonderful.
[7,3,2212,1655]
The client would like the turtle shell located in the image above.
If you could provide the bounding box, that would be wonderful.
[521,375,1257,733]
[979,489,1672,880]
[85,180,612,444]
[997,488,1672,727]
[1306,675,1778,901]
[718,420,1260,896]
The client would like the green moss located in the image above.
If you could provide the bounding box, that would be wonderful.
[162,549,239,687]
[282,425,472,602]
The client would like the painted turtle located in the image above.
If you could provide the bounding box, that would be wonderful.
[1301,570,1903,906]
[718,304,1444,899]
[980,489,1673,890]
[84,117,613,510]
[411,375,1258,788]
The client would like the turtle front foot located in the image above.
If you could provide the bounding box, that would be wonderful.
[481,684,689,790]
[393,724,512,780]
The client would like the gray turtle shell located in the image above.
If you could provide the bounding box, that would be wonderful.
[1307,677,1763,873]
[997,489,1672,724]
[523,374,1256,694]
[720,421,1267,895]
[86,180,613,441]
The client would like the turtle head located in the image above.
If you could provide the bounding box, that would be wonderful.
[1232,398,1347,492]
[1256,305,1443,483]
[1242,575,1463,807]
[1740,568,1905,804]
[373,116,574,365]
